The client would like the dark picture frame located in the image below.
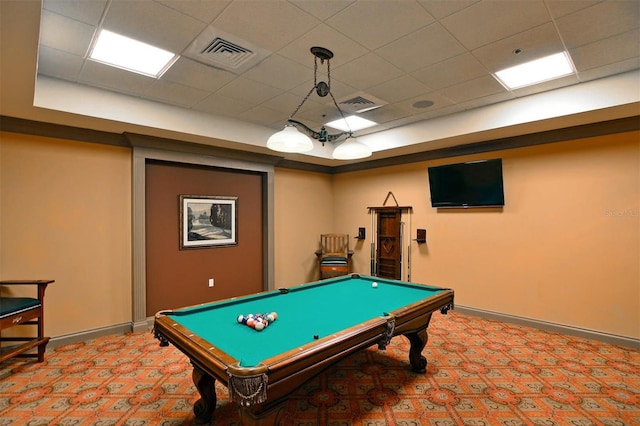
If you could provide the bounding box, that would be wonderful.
[179,195,237,249]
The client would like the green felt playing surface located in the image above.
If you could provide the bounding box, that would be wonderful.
[170,275,444,367]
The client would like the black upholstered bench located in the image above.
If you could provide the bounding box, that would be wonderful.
[0,280,54,363]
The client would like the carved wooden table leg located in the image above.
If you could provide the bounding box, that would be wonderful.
[405,328,428,373]
[192,365,217,424]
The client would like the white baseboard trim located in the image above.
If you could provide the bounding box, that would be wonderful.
[454,305,639,350]
[49,322,141,349]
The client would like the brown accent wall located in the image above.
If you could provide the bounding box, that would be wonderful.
[145,160,264,315]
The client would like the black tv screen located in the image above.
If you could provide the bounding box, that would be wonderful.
[428,159,505,208]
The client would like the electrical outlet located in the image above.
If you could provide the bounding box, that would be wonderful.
[208,278,214,287]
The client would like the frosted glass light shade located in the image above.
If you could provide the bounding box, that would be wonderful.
[332,136,372,160]
[266,125,314,153]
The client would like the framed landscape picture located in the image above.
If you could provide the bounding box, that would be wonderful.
[179,195,237,249]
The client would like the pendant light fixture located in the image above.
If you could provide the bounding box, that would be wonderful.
[266,47,372,160]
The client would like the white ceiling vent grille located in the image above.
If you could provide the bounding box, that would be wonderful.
[184,26,270,74]
[337,92,387,114]
[201,37,254,69]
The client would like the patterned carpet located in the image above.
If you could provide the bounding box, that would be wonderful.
[1,311,638,425]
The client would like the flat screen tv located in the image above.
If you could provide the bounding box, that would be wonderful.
[428,159,505,208]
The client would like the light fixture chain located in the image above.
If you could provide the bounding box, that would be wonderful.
[288,86,315,120]
[314,55,318,87]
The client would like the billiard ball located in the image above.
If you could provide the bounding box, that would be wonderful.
[237,315,245,323]
[255,322,265,331]
[313,334,319,340]
[372,282,378,288]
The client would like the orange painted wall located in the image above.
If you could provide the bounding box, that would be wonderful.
[273,168,333,286]
[328,131,639,339]
[1,128,638,341]
[0,131,132,337]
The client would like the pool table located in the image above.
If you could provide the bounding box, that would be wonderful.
[153,274,454,425]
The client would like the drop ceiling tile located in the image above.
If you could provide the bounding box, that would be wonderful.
[555,1,640,49]
[161,57,236,93]
[437,75,504,103]
[544,0,601,19]
[78,60,156,96]
[288,0,355,21]
[451,91,515,115]
[144,80,209,108]
[39,10,95,56]
[237,105,286,127]
[42,0,107,26]
[103,0,206,52]
[193,93,253,117]
[376,23,466,73]
[578,57,640,83]
[411,53,487,90]
[404,102,466,123]
[359,104,410,124]
[260,92,309,115]
[367,75,432,104]
[326,0,435,50]
[331,53,404,90]
[215,77,284,105]
[37,46,85,81]
[154,0,230,24]
[417,0,479,19]
[242,54,311,91]
[472,22,565,72]
[441,0,550,50]
[393,91,455,115]
[276,23,369,69]
[571,29,640,72]
[212,0,319,52]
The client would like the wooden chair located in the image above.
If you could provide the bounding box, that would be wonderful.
[0,280,54,363]
[316,234,352,280]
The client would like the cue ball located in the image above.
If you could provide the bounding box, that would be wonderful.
[372,282,378,288]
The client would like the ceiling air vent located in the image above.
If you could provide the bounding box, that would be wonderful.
[184,26,270,74]
[337,92,387,114]
[201,37,254,69]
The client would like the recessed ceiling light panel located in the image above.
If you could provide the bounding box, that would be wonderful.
[325,115,377,132]
[494,52,575,90]
[89,29,177,78]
